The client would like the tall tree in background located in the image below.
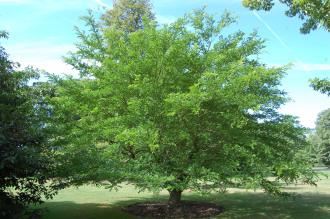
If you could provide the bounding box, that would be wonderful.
[50,9,317,204]
[101,0,155,32]
[242,0,330,34]
[315,108,330,166]
[306,130,323,165]
[0,32,56,218]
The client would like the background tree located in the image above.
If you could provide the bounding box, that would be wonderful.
[0,33,56,218]
[306,130,323,165]
[242,0,330,34]
[314,108,330,166]
[309,77,330,161]
[101,0,155,32]
[50,9,317,204]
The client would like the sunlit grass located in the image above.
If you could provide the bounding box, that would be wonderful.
[35,172,330,219]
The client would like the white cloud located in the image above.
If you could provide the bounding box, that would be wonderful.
[5,41,78,75]
[0,0,28,3]
[156,15,176,24]
[279,101,329,128]
[0,0,106,11]
[95,0,110,8]
[20,59,79,75]
[266,62,330,72]
[7,42,75,57]
[293,62,330,72]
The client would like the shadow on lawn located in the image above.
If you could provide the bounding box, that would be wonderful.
[39,201,143,219]
[39,192,330,219]
[38,195,165,219]
[186,192,330,219]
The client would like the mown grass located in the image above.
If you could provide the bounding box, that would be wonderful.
[35,172,330,219]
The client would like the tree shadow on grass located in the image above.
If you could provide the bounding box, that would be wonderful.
[38,196,162,219]
[184,192,330,219]
[37,201,144,219]
[37,192,330,219]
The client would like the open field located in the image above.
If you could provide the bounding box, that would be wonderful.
[34,172,330,219]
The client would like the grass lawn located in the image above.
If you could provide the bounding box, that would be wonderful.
[35,172,330,219]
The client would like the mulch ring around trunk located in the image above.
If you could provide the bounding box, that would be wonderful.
[122,201,224,218]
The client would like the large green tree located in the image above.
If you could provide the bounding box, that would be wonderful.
[0,32,56,218]
[50,10,316,204]
[242,0,330,34]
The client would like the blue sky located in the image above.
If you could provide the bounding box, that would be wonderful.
[0,0,329,128]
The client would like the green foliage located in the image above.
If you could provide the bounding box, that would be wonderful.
[306,130,324,165]
[0,30,9,38]
[242,0,275,10]
[50,9,317,202]
[315,109,330,166]
[242,0,330,34]
[101,0,155,32]
[310,78,330,96]
[66,10,106,77]
[0,33,56,218]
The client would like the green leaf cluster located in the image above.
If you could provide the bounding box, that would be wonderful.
[310,78,330,96]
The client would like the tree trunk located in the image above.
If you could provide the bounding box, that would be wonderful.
[168,189,182,205]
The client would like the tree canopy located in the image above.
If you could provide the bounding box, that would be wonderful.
[242,0,330,34]
[49,9,317,203]
[101,0,155,32]
[0,33,56,218]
